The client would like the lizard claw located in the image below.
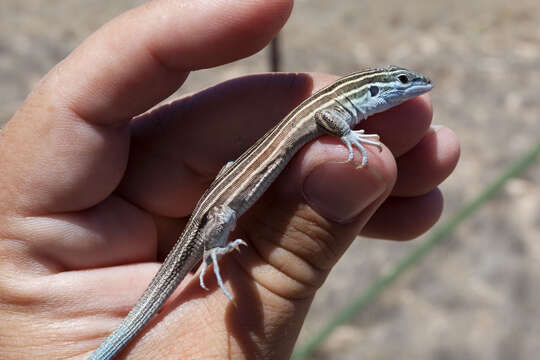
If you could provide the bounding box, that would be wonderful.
[340,130,383,166]
[199,239,248,300]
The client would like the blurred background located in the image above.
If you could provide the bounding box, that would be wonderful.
[1,0,539,359]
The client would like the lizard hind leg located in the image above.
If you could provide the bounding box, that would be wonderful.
[198,204,247,300]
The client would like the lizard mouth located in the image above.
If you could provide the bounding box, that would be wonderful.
[403,77,433,98]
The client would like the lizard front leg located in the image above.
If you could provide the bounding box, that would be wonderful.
[315,108,382,167]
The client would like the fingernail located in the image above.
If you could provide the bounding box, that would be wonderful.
[302,162,386,223]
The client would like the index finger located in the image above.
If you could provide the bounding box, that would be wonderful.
[0,0,292,215]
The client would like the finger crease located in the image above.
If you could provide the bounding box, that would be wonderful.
[232,228,317,301]
[144,43,182,76]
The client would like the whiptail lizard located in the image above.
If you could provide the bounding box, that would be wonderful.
[89,66,433,359]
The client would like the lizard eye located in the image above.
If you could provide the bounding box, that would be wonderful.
[398,75,409,84]
[369,85,379,96]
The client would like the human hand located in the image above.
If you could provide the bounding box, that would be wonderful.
[0,0,459,359]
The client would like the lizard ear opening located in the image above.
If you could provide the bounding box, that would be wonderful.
[369,85,379,96]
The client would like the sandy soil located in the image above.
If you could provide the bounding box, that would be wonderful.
[2,1,539,359]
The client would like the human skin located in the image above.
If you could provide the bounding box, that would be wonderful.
[0,0,459,359]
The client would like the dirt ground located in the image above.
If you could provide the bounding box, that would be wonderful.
[2,1,539,359]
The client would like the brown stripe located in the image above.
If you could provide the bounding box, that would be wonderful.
[187,66,407,221]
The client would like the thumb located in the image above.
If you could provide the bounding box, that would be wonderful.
[233,141,397,301]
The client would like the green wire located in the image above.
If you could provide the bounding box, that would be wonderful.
[292,140,540,360]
